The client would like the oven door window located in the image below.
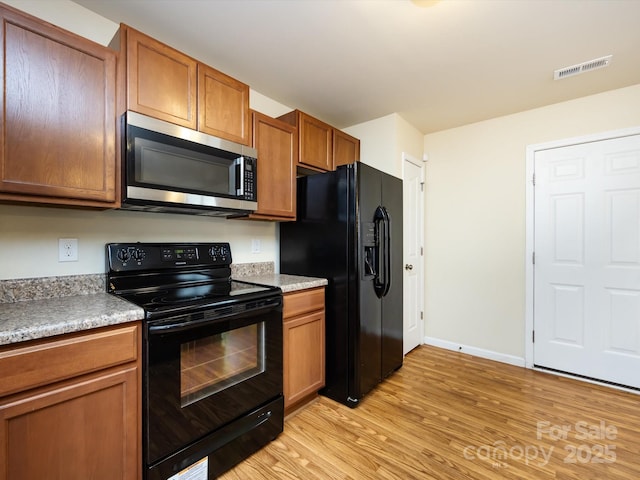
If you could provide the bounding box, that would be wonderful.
[180,322,265,407]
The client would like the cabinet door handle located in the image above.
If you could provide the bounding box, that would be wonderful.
[405,264,413,271]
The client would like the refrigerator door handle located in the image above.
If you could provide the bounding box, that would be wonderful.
[381,206,391,297]
[373,206,386,298]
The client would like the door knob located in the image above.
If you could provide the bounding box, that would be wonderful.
[405,264,413,270]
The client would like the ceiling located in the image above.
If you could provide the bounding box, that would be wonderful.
[72,0,640,134]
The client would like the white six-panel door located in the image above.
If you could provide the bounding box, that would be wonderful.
[533,134,640,388]
[403,154,424,355]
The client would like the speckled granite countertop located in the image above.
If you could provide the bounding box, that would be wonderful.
[235,273,327,293]
[0,263,326,346]
[0,294,144,346]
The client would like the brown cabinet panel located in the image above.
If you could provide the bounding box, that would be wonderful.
[279,110,360,172]
[283,287,325,412]
[0,366,138,480]
[247,111,296,220]
[299,113,333,171]
[0,322,141,480]
[283,310,325,409]
[283,287,325,318]
[125,27,197,129]
[198,65,250,145]
[0,6,116,206]
[279,110,333,171]
[0,324,139,397]
[333,129,360,168]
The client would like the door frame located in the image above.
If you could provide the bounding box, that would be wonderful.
[402,152,426,353]
[524,125,640,369]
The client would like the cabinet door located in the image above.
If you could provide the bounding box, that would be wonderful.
[198,64,250,145]
[249,111,296,220]
[333,129,360,168]
[283,310,325,409]
[0,7,116,206]
[0,366,139,480]
[126,27,197,129]
[297,112,333,171]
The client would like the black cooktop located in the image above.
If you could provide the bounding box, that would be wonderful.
[106,242,281,319]
[117,280,278,317]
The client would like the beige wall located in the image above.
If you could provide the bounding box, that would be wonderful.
[423,83,640,359]
[345,113,424,178]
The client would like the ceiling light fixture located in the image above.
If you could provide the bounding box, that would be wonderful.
[554,55,613,80]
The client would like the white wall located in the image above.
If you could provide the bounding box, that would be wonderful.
[345,113,424,178]
[423,83,640,359]
[0,0,291,280]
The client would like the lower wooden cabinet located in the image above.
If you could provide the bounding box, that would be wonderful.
[283,287,325,413]
[0,323,141,480]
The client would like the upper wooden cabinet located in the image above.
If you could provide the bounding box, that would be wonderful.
[0,5,117,207]
[246,111,297,221]
[333,129,361,168]
[279,110,332,171]
[278,110,360,172]
[198,64,250,145]
[114,25,251,145]
[123,26,197,129]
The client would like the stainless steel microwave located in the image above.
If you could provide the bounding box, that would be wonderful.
[121,111,257,217]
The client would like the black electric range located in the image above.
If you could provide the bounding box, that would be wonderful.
[106,242,284,480]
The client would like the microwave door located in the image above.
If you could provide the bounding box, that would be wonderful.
[123,112,257,216]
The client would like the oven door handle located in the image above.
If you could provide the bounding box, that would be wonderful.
[147,298,281,335]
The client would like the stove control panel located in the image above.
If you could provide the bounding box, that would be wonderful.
[107,242,232,272]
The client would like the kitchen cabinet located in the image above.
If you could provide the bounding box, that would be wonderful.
[333,129,361,168]
[279,110,333,171]
[244,111,297,221]
[0,323,141,480]
[0,4,117,208]
[283,287,325,413]
[198,63,250,145]
[278,110,360,172]
[113,25,250,145]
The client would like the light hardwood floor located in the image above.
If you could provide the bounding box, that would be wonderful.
[220,345,640,479]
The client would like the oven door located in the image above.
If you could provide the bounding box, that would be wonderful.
[144,294,282,466]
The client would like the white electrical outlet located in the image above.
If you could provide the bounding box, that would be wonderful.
[59,238,78,262]
[251,239,261,254]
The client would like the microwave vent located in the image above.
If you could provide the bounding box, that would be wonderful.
[554,55,613,80]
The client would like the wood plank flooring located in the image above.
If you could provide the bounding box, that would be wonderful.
[219,345,640,479]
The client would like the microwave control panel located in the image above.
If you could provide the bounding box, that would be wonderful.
[243,157,256,201]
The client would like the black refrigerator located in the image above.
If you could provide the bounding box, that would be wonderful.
[280,162,403,408]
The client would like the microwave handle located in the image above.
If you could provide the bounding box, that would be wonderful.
[236,157,245,197]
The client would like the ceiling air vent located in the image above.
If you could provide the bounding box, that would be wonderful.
[554,55,613,80]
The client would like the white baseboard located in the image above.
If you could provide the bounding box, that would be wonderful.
[422,336,525,368]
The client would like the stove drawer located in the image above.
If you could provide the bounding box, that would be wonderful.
[0,323,139,397]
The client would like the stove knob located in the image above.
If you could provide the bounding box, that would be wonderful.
[132,249,146,261]
[209,246,219,257]
[117,248,130,262]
